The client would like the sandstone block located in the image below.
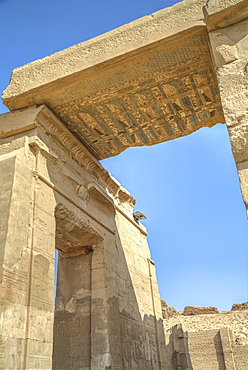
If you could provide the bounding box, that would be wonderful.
[204,0,248,31]
[183,306,219,316]
[217,60,248,101]
[231,302,248,311]
[228,121,248,163]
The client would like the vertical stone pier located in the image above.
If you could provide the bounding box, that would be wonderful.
[0,107,56,369]
[206,0,248,214]
[1,1,248,368]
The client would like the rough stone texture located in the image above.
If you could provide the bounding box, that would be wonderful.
[232,302,248,311]
[207,1,248,217]
[2,0,207,104]
[168,324,193,370]
[0,106,166,369]
[1,1,248,368]
[203,0,248,31]
[161,300,180,320]
[0,131,56,369]
[2,2,224,159]
[164,308,248,370]
[183,305,219,316]
[164,309,248,345]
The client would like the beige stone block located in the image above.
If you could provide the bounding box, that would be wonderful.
[237,163,248,207]
[91,353,112,369]
[26,355,52,370]
[210,17,248,67]
[34,197,55,228]
[228,121,248,163]
[91,245,105,269]
[35,148,57,180]
[1,153,33,273]
[27,307,54,342]
[0,136,27,155]
[0,336,24,370]
[91,267,107,291]
[0,105,41,139]
[29,253,54,311]
[221,90,248,127]
[0,155,17,278]
[216,59,248,100]
[33,223,55,258]
[33,207,56,257]
[2,1,207,108]
[0,302,27,339]
[204,0,248,31]
[26,339,53,370]
[27,338,53,357]
[134,253,149,274]
[91,305,108,331]
[0,272,28,307]
[210,32,238,68]
[35,179,56,216]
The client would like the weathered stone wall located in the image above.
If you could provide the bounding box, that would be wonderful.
[0,105,166,369]
[234,344,248,370]
[206,1,248,216]
[163,303,248,370]
[182,306,219,316]
[116,211,167,369]
[1,1,248,369]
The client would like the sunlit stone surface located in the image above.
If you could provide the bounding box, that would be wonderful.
[1,0,248,369]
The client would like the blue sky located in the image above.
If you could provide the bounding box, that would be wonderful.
[1,0,247,311]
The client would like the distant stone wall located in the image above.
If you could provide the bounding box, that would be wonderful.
[182,305,219,316]
[162,302,248,369]
[232,302,248,311]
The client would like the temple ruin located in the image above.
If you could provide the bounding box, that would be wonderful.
[0,0,248,368]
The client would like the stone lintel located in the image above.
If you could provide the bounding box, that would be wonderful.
[2,0,206,106]
[2,0,227,160]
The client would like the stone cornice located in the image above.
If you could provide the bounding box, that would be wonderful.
[34,105,136,211]
[0,105,136,211]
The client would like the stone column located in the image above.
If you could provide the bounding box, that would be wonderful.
[0,108,56,369]
[205,0,248,214]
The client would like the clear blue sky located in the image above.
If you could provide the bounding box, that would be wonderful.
[1,0,247,311]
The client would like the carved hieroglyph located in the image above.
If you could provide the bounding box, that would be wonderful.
[46,28,224,159]
[2,8,225,159]
[1,0,248,369]
[0,104,167,369]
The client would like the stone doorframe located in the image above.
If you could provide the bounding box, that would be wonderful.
[53,203,118,369]
[1,1,248,369]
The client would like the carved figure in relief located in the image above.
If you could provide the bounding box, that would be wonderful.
[66,64,223,158]
[56,315,90,337]
[145,331,151,363]
[132,335,145,368]
[11,351,21,369]
[151,334,158,368]
[122,328,132,369]
[34,254,50,281]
